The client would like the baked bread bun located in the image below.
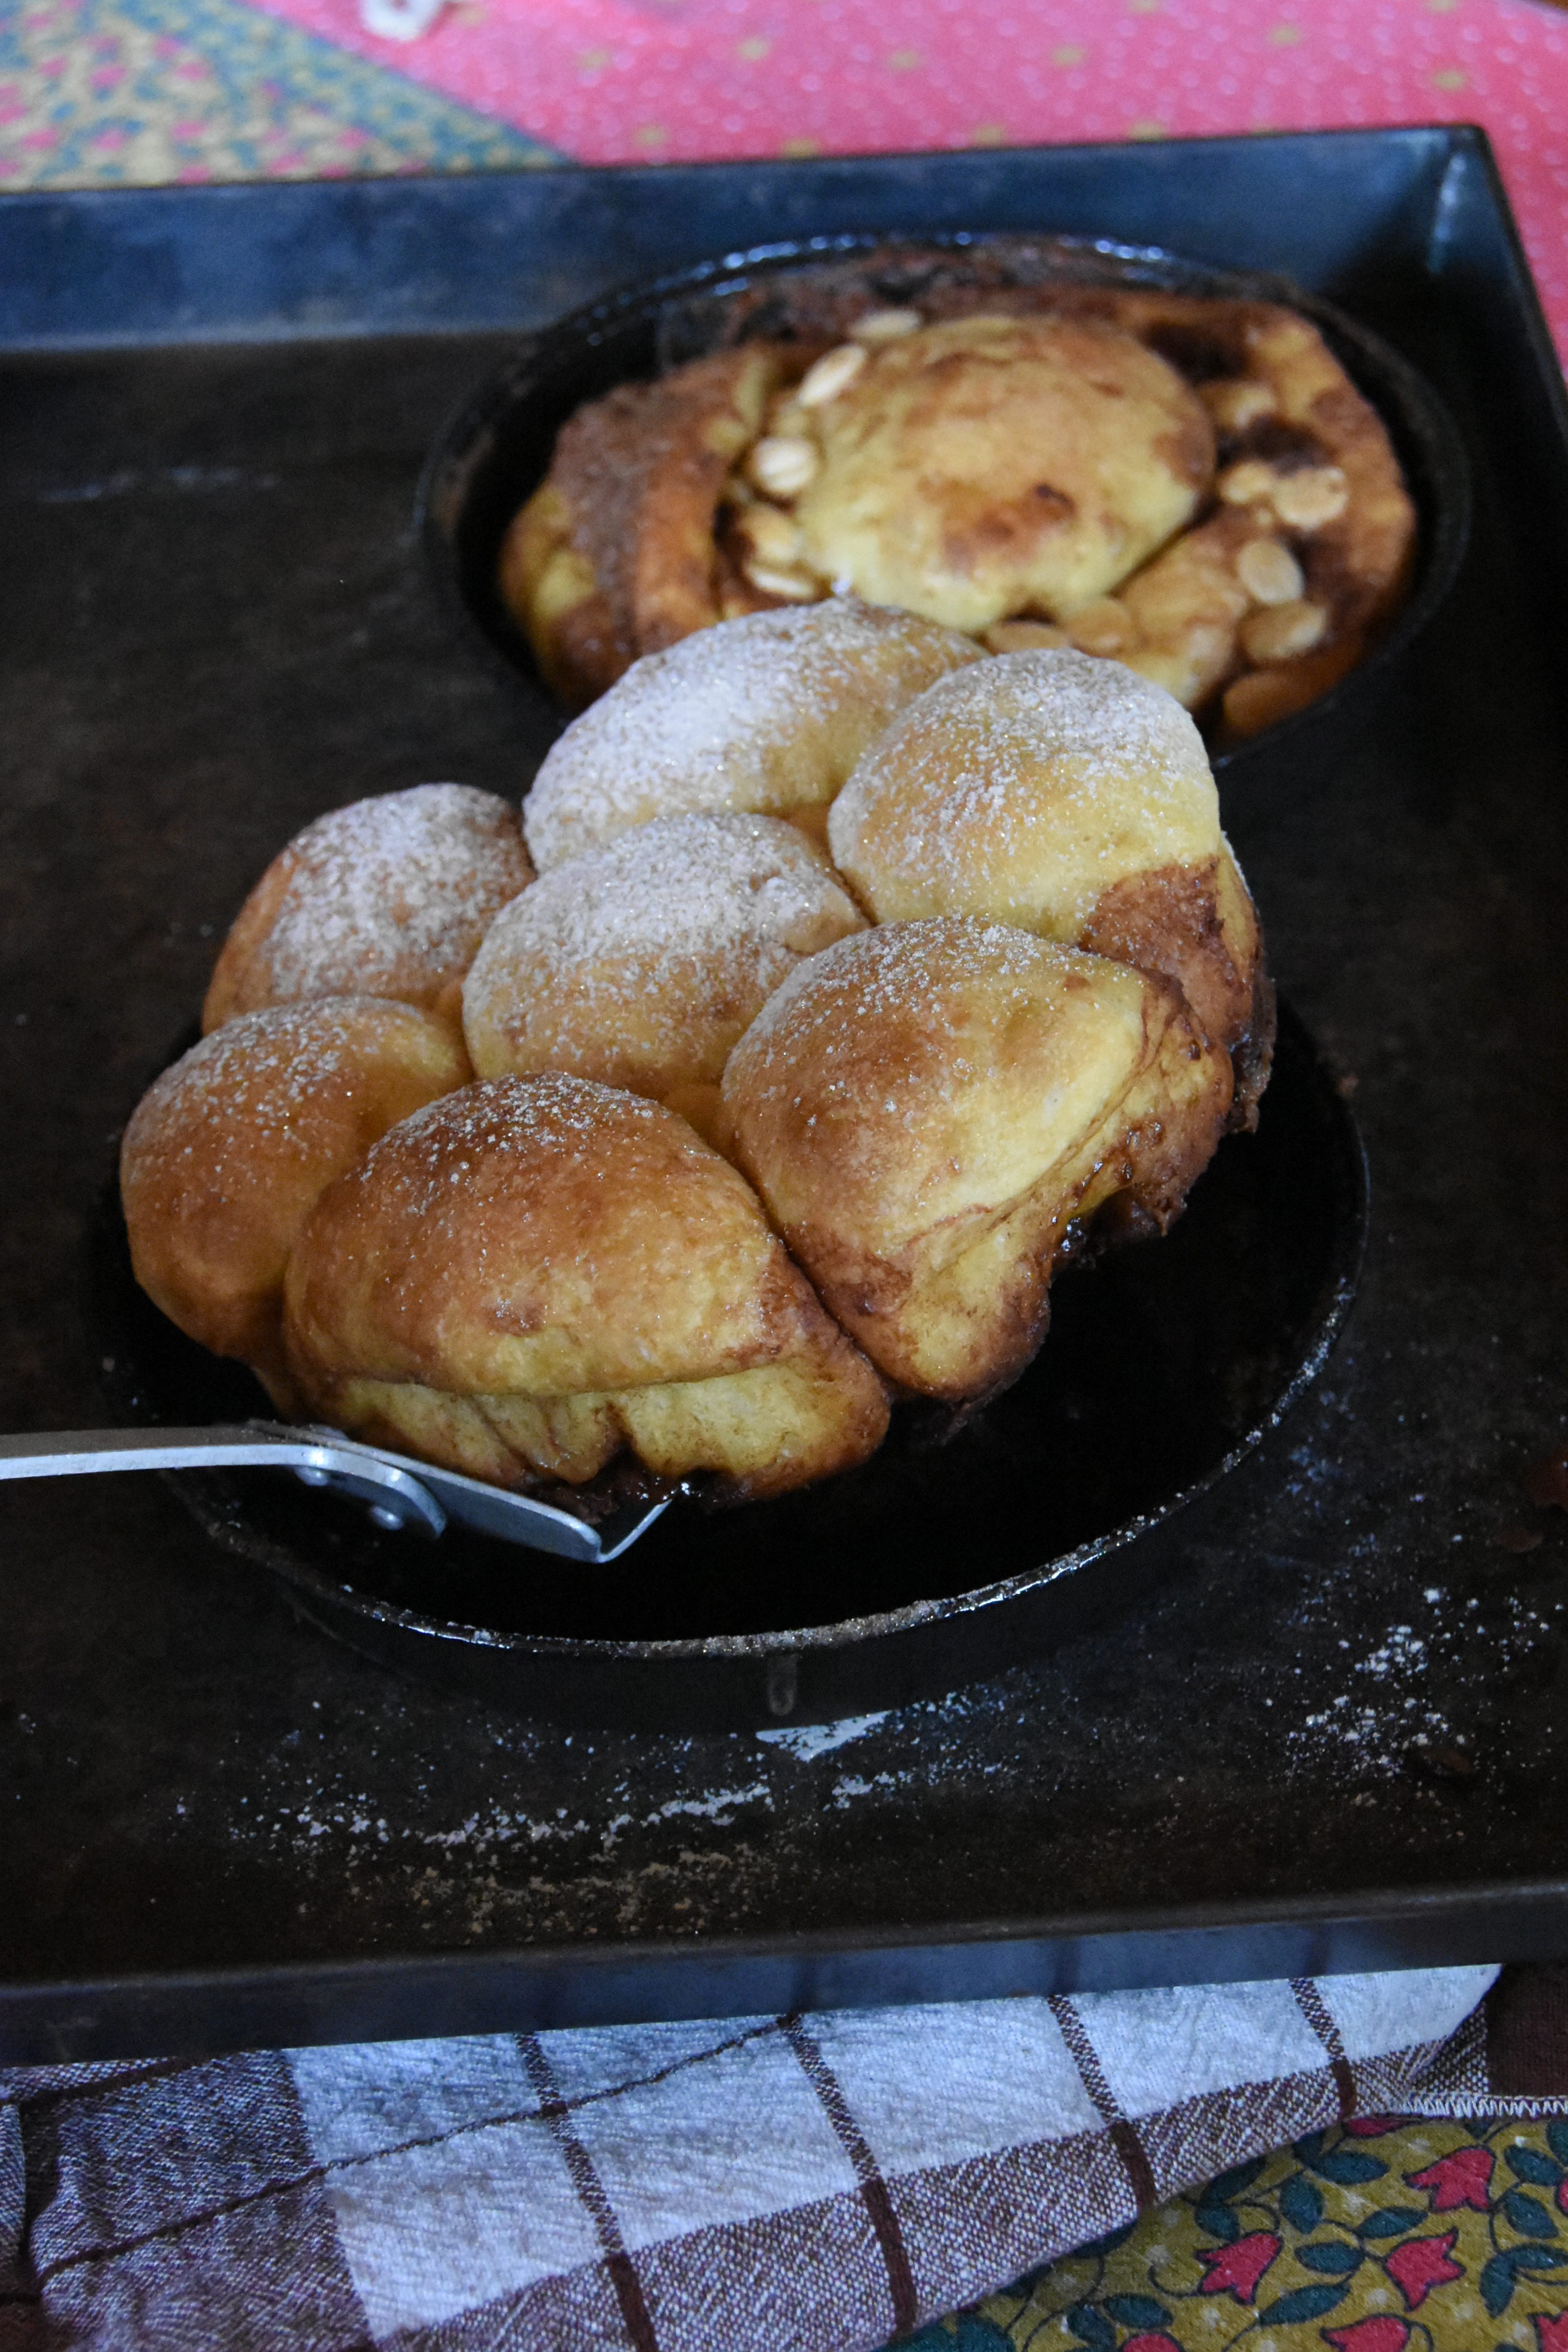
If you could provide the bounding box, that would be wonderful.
[202,784,533,1037]
[828,648,1271,1113]
[282,1075,890,1502]
[500,346,785,710]
[722,919,1233,1401]
[501,254,1416,739]
[788,313,1213,633]
[462,813,865,1143]
[120,997,468,1409]
[521,597,980,872]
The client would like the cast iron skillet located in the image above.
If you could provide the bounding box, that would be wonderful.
[91,1002,1367,1733]
[416,230,1471,812]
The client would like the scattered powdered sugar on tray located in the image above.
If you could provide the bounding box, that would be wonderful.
[755,1712,890,1760]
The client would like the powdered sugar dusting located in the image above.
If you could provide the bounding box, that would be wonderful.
[522,598,977,872]
[726,915,1090,1136]
[122,996,455,1186]
[350,1072,692,1218]
[214,783,532,1016]
[737,914,1058,1062]
[829,648,1218,926]
[464,813,865,1089]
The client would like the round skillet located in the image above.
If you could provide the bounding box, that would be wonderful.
[91,1001,1367,1733]
[416,230,1470,815]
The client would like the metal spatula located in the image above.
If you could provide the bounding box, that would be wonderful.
[0,1423,672,1564]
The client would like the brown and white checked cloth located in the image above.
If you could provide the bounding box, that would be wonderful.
[2,1962,1559,2352]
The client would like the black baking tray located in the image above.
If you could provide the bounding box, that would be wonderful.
[4,125,1568,2065]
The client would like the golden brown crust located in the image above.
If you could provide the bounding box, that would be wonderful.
[202,784,531,1037]
[1081,858,1240,1040]
[1080,841,1273,1123]
[282,1074,889,1501]
[788,313,1214,632]
[120,998,469,1407]
[521,597,980,873]
[462,812,865,1105]
[499,347,784,710]
[827,649,1271,1115]
[722,920,1233,1401]
[827,649,1222,938]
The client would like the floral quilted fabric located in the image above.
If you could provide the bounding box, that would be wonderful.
[907,2121,1568,2352]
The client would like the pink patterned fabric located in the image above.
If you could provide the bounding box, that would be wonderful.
[238,0,1568,363]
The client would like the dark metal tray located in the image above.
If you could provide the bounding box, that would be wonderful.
[4,125,1568,2065]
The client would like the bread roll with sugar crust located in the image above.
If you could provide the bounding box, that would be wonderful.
[521,597,979,872]
[790,312,1214,633]
[828,648,1272,1116]
[722,919,1233,1401]
[462,812,865,1146]
[120,997,469,1410]
[282,1074,890,1502]
[203,784,533,1037]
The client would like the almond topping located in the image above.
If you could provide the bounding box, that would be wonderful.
[1201,378,1277,432]
[743,560,820,602]
[1235,539,1305,605]
[851,307,923,344]
[1065,597,1133,658]
[1219,459,1279,507]
[736,505,805,567]
[1271,466,1350,529]
[1240,598,1327,662]
[981,619,1071,653]
[748,435,820,497]
[797,343,869,406]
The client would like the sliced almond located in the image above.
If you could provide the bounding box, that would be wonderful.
[748,435,820,497]
[1271,466,1350,529]
[743,560,820,602]
[797,343,869,407]
[1240,598,1327,662]
[737,505,805,567]
[1066,596,1133,658]
[1201,378,1277,432]
[1235,538,1304,606]
[1218,459,1280,508]
[982,619,1071,652]
[851,307,923,344]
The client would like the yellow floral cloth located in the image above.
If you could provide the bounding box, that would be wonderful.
[909,2121,1568,2352]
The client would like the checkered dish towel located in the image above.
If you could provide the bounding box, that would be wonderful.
[0,1966,1507,2351]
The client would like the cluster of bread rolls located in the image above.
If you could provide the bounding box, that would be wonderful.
[122,598,1273,1517]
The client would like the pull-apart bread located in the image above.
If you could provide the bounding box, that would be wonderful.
[121,997,469,1410]
[829,648,1272,1120]
[281,1076,889,1501]
[723,920,1231,1400]
[462,811,865,1144]
[125,605,1274,1518]
[519,596,978,869]
[503,269,1415,744]
[203,783,533,1037]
